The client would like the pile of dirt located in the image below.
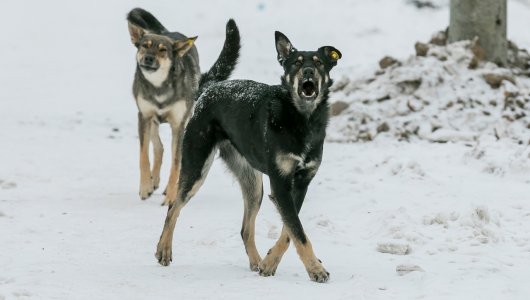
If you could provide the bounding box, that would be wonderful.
[328,31,530,145]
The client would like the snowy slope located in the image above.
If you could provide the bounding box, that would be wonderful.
[328,39,530,144]
[1,1,530,299]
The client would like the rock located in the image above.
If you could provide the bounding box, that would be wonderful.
[415,42,429,57]
[376,95,391,102]
[357,130,373,142]
[398,79,422,94]
[379,56,399,69]
[408,0,438,9]
[483,73,515,89]
[429,29,447,46]
[468,38,486,70]
[1,181,17,190]
[396,264,425,276]
[377,243,410,255]
[471,38,487,61]
[468,56,479,69]
[330,101,350,116]
[377,122,390,133]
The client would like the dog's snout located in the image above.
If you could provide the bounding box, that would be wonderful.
[144,55,155,65]
[303,68,314,78]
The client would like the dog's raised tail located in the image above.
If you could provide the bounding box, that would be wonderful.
[198,19,241,95]
[127,8,168,34]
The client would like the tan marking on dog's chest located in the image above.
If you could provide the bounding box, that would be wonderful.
[154,91,174,103]
[137,55,172,88]
[166,100,188,126]
[275,150,320,177]
[137,94,188,122]
[275,153,303,176]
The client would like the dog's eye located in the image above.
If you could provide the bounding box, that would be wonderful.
[295,61,302,67]
[142,40,153,49]
[159,47,167,52]
[315,60,322,66]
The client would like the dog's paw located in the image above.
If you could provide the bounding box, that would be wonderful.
[139,190,154,200]
[161,186,178,206]
[139,180,155,200]
[307,263,330,283]
[160,196,175,207]
[249,262,260,272]
[258,253,281,277]
[248,253,262,272]
[155,241,172,266]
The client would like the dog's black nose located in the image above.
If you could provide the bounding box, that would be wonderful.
[144,55,155,65]
[303,68,314,78]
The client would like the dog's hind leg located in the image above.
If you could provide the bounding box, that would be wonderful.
[138,113,154,200]
[219,142,263,271]
[150,120,163,190]
[156,122,216,266]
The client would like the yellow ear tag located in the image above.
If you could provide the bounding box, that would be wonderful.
[330,50,339,60]
[188,39,194,46]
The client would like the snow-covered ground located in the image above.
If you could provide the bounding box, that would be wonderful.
[1,0,530,299]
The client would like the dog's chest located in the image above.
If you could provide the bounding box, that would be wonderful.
[137,94,188,124]
[275,144,320,177]
[139,60,171,88]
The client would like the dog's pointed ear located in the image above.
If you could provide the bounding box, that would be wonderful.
[318,46,342,67]
[275,31,295,66]
[174,36,197,57]
[128,22,146,46]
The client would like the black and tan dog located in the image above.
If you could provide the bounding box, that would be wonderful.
[156,31,341,283]
[127,8,240,203]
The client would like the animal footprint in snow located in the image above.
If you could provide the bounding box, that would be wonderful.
[396,264,424,276]
[267,224,278,239]
[377,243,411,255]
[0,180,17,189]
[317,219,330,227]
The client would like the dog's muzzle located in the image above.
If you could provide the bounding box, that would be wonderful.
[140,55,159,72]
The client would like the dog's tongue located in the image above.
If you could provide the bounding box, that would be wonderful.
[302,81,315,96]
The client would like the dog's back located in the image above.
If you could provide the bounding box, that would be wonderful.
[191,79,326,174]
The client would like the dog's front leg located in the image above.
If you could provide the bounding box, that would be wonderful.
[267,174,329,283]
[162,122,184,206]
[259,171,312,277]
[138,113,154,200]
[259,224,290,276]
[150,121,163,190]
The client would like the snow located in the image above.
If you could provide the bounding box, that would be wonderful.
[2,0,530,299]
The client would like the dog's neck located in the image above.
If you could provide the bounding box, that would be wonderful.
[139,62,175,88]
[281,76,332,119]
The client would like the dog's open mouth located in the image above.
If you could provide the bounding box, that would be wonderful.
[140,64,159,72]
[301,80,317,99]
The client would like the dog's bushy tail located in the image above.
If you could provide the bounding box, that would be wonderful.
[127,8,168,34]
[198,19,241,95]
